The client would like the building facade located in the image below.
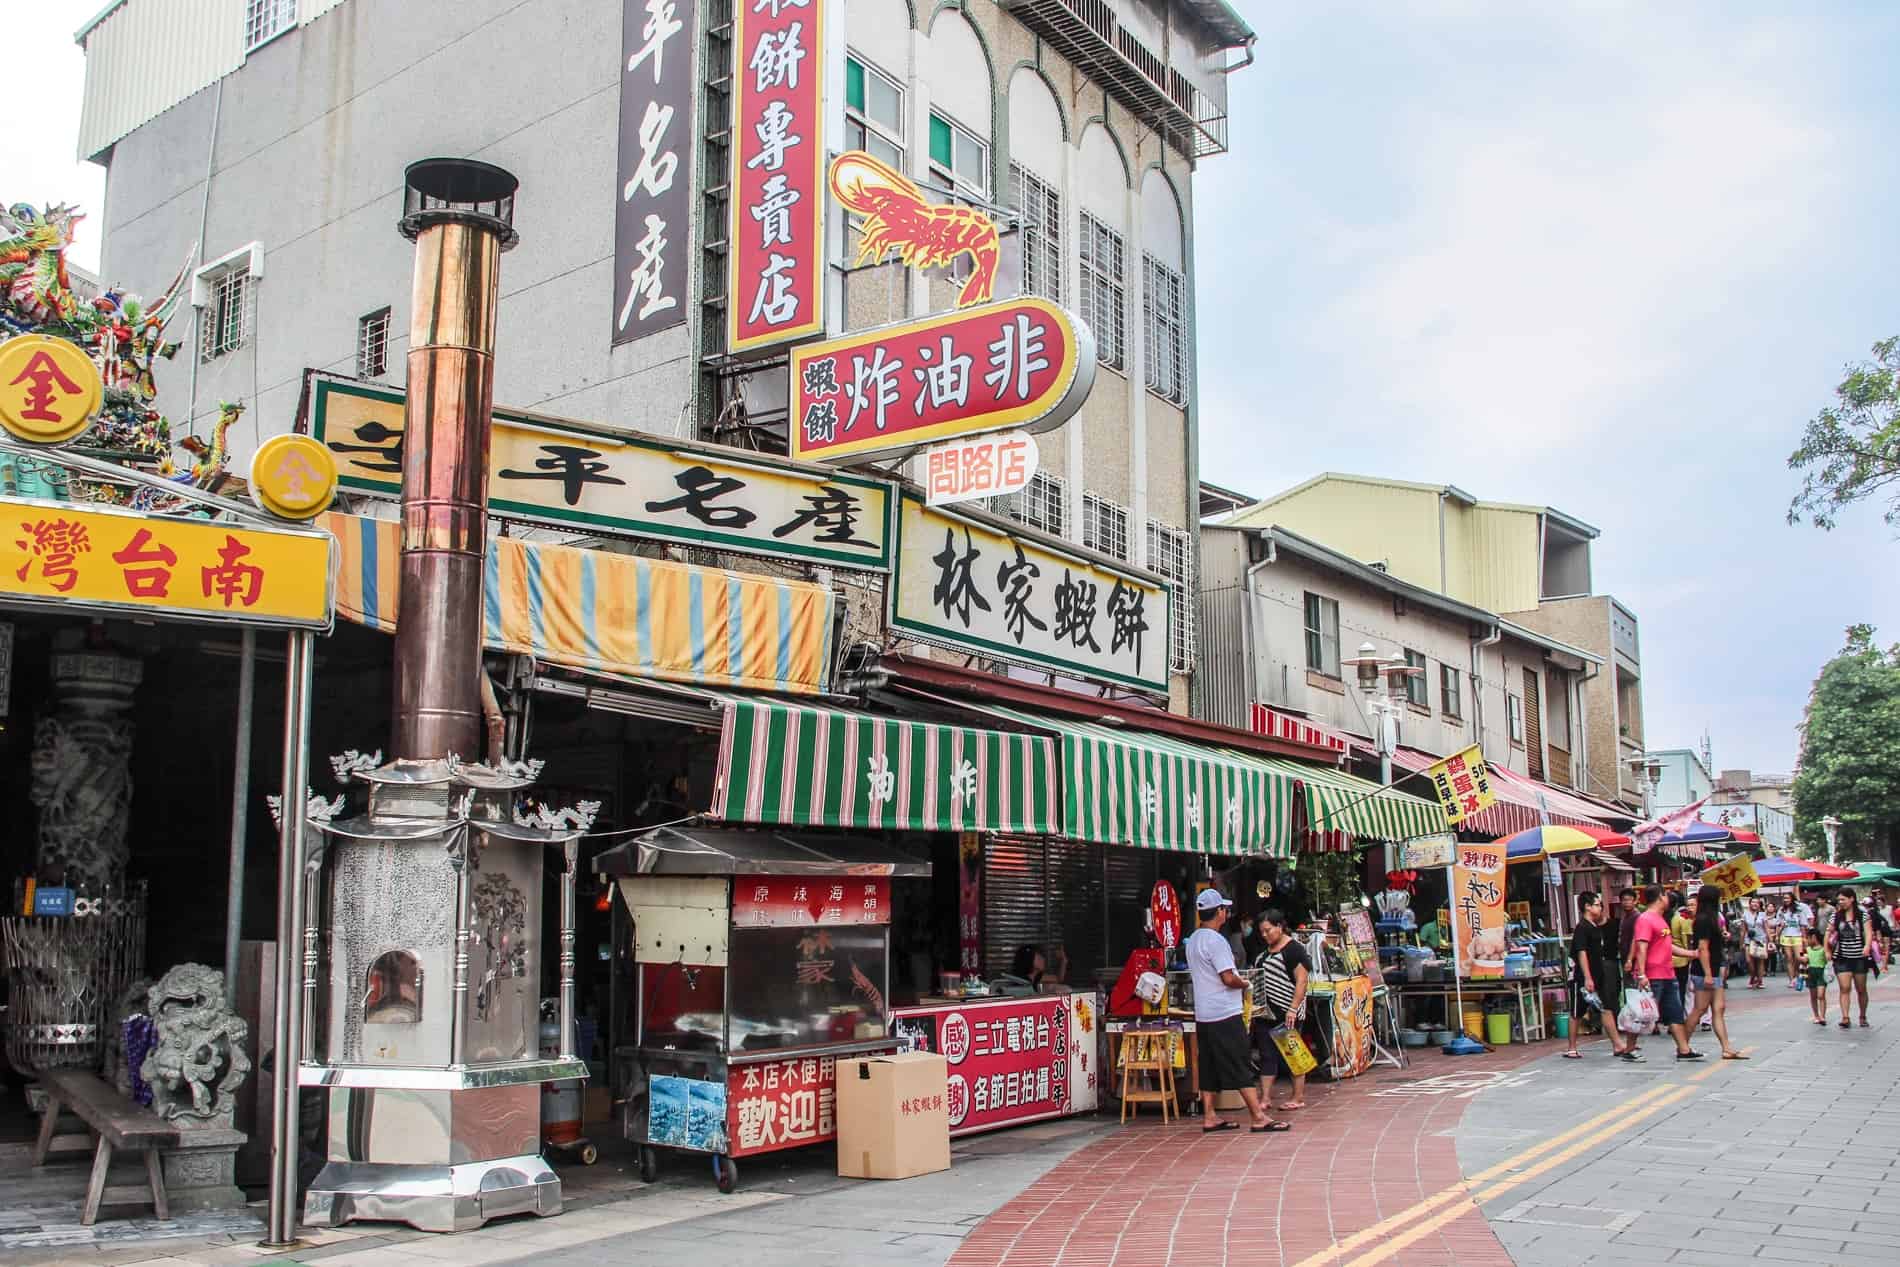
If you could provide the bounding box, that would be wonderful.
[1218,472,1646,807]
[1198,523,1602,788]
[76,0,1255,712]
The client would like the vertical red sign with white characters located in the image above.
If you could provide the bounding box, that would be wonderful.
[728,0,825,355]
[730,877,891,928]
[726,1052,839,1157]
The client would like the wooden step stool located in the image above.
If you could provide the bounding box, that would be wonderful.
[1118,1026,1178,1123]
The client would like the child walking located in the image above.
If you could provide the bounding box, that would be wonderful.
[1805,929,1829,1025]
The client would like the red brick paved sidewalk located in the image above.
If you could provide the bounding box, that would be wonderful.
[948,1038,1556,1267]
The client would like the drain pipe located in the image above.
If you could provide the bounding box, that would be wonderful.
[1469,622,1502,754]
[1240,532,1277,722]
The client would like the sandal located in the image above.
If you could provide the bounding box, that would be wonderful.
[1721,1051,1749,1060]
[1561,1051,1582,1059]
[1275,1101,1305,1110]
[1859,1019,1870,1027]
[1840,1020,1851,1029]
[1251,1121,1291,1133]
[1201,1119,1240,1134]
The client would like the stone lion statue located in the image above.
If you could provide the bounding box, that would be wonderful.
[139,964,251,1122]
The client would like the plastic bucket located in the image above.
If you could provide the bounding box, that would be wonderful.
[1485,1012,1512,1045]
[1553,1012,1571,1039]
[1463,1008,1485,1039]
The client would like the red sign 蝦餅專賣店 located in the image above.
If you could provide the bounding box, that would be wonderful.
[790,298,1096,465]
[730,876,891,928]
[727,0,825,354]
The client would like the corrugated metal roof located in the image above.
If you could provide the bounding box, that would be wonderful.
[76,0,246,161]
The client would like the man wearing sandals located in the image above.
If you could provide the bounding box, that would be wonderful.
[1185,890,1286,1134]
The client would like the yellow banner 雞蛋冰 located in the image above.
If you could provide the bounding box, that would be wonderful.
[1425,744,1497,826]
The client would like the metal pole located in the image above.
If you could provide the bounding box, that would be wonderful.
[265,630,315,1249]
[223,628,256,1008]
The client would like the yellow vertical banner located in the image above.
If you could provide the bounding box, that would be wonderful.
[1426,744,1497,825]
[1453,842,1508,979]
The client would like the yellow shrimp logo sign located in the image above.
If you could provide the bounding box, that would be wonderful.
[830,151,1000,308]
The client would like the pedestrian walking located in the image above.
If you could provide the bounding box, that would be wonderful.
[1616,886,1641,974]
[1184,890,1283,1133]
[1779,894,1810,989]
[1742,897,1770,989]
[1567,891,1637,1060]
[1829,887,1873,1029]
[1684,886,1746,1059]
[1804,928,1829,1025]
[1248,909,1311,1110]
[1668,891,1694,1003]
[1631,885,1700,1060]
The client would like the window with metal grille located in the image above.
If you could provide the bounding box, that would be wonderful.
[1145,520,1195,673]
[1142,254,1185,402]
[356,307,390,379]
[244,0,296,50]
[1010,164,1061,303]
[1079,214,1125,369]
[1081,492,1129,560]
[1403,649,1429,707]
[200,267,252,362]
[1303,592,1340,676]
[1000,470,1065,537]
[844,55,904,170]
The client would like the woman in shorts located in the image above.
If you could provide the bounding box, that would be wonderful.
[1685,886,1745,1059]
[1779,895,1808,989]
[1830,888,1873,1028]
[1741,897,1770,988]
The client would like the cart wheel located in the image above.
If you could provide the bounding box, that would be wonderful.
[639,1145,660,1183]
[577,1141,600,1166]
[715,1154,738,1194]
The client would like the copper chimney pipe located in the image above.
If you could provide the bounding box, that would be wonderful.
[391,159,519,761]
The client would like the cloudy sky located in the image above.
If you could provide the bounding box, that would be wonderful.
[8,1,1897,775]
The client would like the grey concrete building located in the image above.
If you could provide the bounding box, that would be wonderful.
[75,0,1255,711]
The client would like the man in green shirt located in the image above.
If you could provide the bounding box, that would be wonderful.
[1419,916,1448,952]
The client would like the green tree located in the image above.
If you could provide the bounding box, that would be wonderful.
[1791,625,1900,863]
[1787,336,1900,529]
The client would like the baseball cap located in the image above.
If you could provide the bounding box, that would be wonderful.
[1195,889,1231,912]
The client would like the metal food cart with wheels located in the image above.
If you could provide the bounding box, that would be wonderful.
[593,827,928,1192]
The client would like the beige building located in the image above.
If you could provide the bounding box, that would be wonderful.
[1219,473,1644,807]
[1198,523,1601,787]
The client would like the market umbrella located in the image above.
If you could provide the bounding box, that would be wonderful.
[1773,858,1883,887]
[1501,823,1631,862]
[1851,862,1900,883]
[1717,855,1855,885]
[1647,820,1737,847]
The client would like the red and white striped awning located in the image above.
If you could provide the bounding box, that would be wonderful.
[1249,703,1350,754]
[1387,747,1622,836]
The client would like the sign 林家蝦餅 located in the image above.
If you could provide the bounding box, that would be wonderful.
[889,495,1170,694]
[308,374,895,571]
[791,298,1095,466]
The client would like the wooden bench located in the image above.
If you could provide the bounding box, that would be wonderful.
[32,1069,177,1225]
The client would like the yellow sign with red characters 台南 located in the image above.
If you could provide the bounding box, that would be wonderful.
[0,497,334,630]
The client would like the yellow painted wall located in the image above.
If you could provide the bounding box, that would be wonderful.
[1464,507,1542,612]
[1230,479,1442,589]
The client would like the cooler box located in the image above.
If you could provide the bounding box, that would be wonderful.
[836,1052,951,1180]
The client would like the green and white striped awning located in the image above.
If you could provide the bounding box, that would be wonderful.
[982,708,1301,857]
[1253,757,1446,850]
[710,695,1059,834]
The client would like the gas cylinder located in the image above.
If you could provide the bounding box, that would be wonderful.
[540,1009,584,1149]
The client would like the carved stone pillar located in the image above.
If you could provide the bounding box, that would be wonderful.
[29,650,141,892]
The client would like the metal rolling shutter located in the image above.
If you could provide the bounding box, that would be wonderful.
[1103,845,1158,969]
[981,837,1047,979]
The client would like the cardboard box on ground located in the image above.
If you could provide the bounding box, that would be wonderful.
[836,1052,952,1180]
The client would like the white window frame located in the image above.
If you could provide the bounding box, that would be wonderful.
[192,243,264,363]
[1079,213,1126,370]
[928,111,990,202]
[1303,592,1340,677]
[1010,164,1062,304]
[1142,253,1186,403]
[1081,492,1129,561]
[357,306,391,379]
[844,54,905,170]
[1145,520,1195,674]
[1000,470,1065,538]
[244,0,297,52]
[1508,694,1526,746]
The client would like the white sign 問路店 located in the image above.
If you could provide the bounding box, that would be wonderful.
[924,431,1038,507]
[890,495,1170,694]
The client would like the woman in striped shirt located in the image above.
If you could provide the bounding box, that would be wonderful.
[1829,887,1873,1029]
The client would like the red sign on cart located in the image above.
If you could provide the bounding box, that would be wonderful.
[731,877,891,928]
[726,1053,838,1158]
[891,994,1097,1136]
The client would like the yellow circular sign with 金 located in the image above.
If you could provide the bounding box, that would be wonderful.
[0,335,104,445]
[250,433,339,520]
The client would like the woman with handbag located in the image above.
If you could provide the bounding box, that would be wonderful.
[1248,909,1312,1111]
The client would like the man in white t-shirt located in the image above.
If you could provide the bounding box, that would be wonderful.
[1184,890,1284,1133]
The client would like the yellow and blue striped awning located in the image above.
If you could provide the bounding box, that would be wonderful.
[323,512,835,695]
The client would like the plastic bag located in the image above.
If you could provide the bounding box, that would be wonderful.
[1270,1024,1318,1077]
[1618,987,1659,1035]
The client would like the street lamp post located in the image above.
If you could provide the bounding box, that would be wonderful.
[1820,815,1843,866]
[1341,642,1418,786]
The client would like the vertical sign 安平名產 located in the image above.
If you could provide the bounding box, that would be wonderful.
[729,0,825,353]
[615,0,697,344]
[1452,842,1508,979]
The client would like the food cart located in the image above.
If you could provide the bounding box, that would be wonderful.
[593,826,928,1191]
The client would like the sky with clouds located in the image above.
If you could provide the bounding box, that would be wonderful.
[7,1,1896,775]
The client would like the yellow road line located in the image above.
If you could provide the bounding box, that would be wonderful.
[1297,1048,1755,1267]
